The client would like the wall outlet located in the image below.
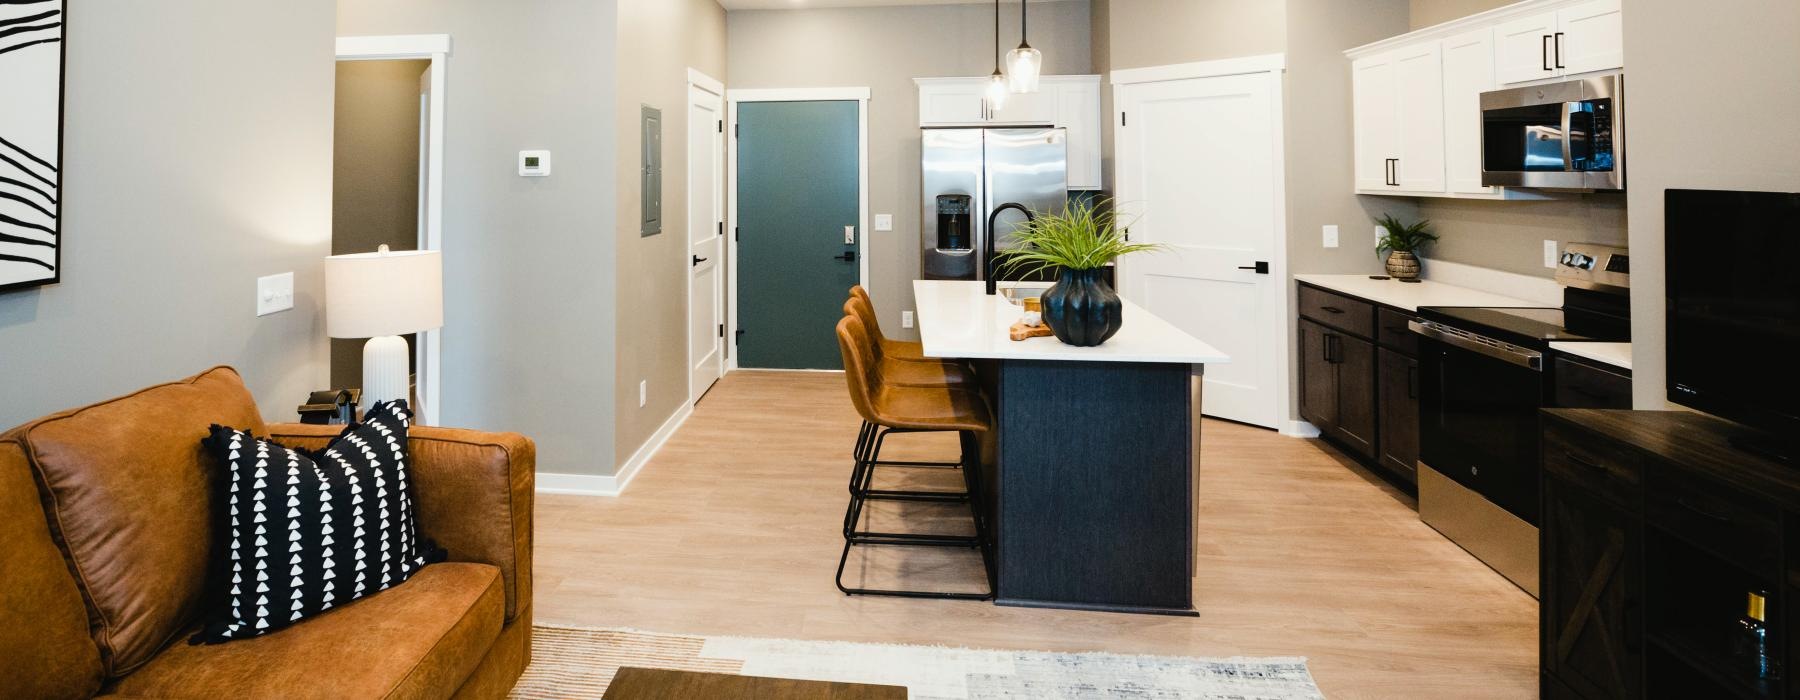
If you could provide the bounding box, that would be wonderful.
[875,214,893,232]
[1322,225,1339,249]
[638,380,647,408]
[256,272,294,317]
[1544,240,1559,268]
[902,311,914,329]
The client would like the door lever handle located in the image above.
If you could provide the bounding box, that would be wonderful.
[692,255,709,266]
[833,251,857,262]
[1237,261,1270,274]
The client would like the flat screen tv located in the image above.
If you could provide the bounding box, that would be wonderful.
[1666,188,1800,453]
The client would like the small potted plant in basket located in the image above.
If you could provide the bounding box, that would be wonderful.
[1374,214,1438,282]
[997,199,1166,347]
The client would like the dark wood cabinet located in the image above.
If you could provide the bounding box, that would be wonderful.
[1296,283,1410,479]
[1554,356,1633,409]
[1377,347,1420,481]
[1541,409,1800,699]
[1542,475,1642,700]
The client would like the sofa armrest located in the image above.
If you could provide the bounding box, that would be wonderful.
[268,423,535,623]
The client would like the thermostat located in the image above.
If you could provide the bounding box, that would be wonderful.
[518,150,551,177]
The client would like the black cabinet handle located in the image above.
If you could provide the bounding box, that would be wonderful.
[1564,451,1607,473]
[1407,364,1418,400]
[1389,159,1401,186]
[1674,497,1732,523]
[1319,306,1345,314]
[1543,34,1553,71]
[1554,32,1565,69]
[691,255,709,266]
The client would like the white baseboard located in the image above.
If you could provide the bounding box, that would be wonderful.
[1282,420,1321,438]
[536,401,694,498]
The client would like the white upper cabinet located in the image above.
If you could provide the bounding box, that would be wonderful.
[916,75,1103,190]
[918,80,989,125]
[1495,0,1622,85]
[1442,28,1497,195]
[1346,0,1622,200]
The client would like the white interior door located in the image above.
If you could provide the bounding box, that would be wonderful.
[688,83,725,401]
[1117,71,1284,429]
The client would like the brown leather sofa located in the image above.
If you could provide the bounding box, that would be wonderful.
[0,367,535,699]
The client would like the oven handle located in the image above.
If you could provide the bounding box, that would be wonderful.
[1409,320,1544,372]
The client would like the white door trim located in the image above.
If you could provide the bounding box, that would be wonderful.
[687,69,726,404]
[335,34,451,427]
[1110,53,1287,86]
[725,88,871,372]
[1113,62,1292,432]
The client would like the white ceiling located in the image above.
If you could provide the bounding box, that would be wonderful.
[718,0,1066,11]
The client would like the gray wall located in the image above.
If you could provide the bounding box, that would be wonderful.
[1107,0,1286,71]
[0,0,336,430]
[726,1,1093,342]
[1623,0,1800,409]
[614,0,728,467]
[332,59,428,388]
[1416,196,1627,277]
[1410,0,1513,29]
[337,0,622,475]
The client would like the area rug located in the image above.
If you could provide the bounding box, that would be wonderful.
[509,625,1324,699]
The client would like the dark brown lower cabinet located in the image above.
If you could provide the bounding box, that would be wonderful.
[1297,318,1375,461]
[1542,475,1642,700]
[1377,347,1419,482]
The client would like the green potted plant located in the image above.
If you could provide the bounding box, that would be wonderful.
[997,199,1165,346]
[1374,213,1438,282]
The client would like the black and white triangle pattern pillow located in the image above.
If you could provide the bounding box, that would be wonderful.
[194,400,444,644]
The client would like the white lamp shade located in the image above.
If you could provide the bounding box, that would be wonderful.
[986,72,1009,110]
[325,247,443,339]
[1006,46,1042,93]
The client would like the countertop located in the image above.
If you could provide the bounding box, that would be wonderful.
[1293,274,1540,312]
[1548,341,1632,371]
[913,280,1231,364]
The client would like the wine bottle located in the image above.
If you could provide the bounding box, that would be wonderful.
[1733,590,1778,680]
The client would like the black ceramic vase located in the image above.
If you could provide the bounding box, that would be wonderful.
[1039,268,1123,347]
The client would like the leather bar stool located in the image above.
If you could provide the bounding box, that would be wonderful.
[849,285,933,362]
[841,294,980,506]
[834,314,994,600]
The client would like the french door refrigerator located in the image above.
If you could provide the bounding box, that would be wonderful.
[920,128,1068,281]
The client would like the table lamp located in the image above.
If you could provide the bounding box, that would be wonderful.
[325,245,443,412]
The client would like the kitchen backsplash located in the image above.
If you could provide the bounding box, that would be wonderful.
[1417,194,1628,278]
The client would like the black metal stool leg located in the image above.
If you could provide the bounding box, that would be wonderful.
[836,424,994,601]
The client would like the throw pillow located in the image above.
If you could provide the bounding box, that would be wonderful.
[193,400,444,644]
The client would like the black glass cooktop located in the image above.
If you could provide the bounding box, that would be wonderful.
[1417,306,1628,348]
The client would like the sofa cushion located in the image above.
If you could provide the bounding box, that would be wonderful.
[18,367,266,676]
[194,400,444,644]
[0,438,105,699]
[104,562,504,700]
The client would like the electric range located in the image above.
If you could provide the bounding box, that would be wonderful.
[1411,245,1630,598]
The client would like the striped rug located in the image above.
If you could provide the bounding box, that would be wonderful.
[509,625,1324,699]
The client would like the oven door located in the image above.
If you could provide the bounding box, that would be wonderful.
[1417,331,1549,526]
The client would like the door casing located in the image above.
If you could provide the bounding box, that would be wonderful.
[725,87,870,372]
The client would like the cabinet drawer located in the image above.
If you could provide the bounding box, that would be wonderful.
[1543,420,1641,509]
[1646,465,1781,574]
[1377,307,1419,355]
[1298,285,1375,338]
[1553,357,1631,409]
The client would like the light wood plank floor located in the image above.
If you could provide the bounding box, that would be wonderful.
[535,371,1538,698]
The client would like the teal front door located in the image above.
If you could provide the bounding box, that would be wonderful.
[736,101,860,370]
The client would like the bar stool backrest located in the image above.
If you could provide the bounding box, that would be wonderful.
[842,297,889,365]
[847,286,892,346]
[835,314,886,425]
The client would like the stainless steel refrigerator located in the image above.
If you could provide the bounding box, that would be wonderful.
[921,128,1068,281]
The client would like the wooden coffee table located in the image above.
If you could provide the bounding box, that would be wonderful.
[603,667,908,699]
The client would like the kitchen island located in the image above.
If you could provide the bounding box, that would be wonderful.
[913,280,1230,615]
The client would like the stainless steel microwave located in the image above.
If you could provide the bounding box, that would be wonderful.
[1480,74,1623,191]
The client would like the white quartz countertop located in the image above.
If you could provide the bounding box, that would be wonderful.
[1548,341,1633,371]
[1293,274,1540,312]
[913,281,1231,364]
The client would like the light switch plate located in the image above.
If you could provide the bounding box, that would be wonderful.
[1544,240,1559,268]
[902,311,914,329]
[638,380,647,408]
[256,272,294,317]
[1323,225,1340,248]
[519,150,551,177]
[875,214,893,232]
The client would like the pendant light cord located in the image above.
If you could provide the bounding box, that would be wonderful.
[994,0,1001,71]
[1020,0,1030,49]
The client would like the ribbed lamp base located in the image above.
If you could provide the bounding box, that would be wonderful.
[361,335,410,412]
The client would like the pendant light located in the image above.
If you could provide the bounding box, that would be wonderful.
[1006,0,1043,93]
[986,0,1009,110]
